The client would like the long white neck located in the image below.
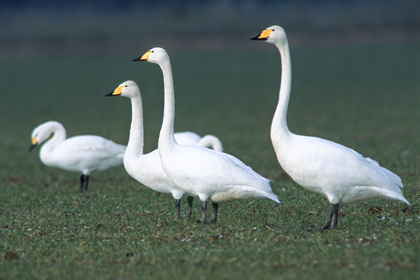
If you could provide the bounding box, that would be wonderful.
[40,122,66,162]
[126,94,144,157]
[270,39,292,143]
[158,57,177,151]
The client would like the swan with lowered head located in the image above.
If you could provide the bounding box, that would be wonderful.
[29,121,125,193]
[106,80,223,218]
[251,25,410,229]
[138,47,279,223]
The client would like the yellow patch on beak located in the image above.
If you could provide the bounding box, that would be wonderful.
[111,85,124,96]
[258,29,272,39]
[140,51,152,61]
[31,137,38,145]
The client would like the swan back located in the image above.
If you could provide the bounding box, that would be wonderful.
[197,135,223,152]
[174,131,201,145]
[51,135,125,173]
[174,132,223,152]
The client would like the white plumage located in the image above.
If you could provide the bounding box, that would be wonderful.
[29,121,125,193]
[106,80,223,218]
[251,25,410,229]
[140,47,279,223]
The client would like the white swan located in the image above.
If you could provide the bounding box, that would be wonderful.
[29,121,125,193]
[105,80,223,218]
[139,47,279,223]
[251,25,410,229]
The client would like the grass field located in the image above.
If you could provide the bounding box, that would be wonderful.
[0,43,419,279]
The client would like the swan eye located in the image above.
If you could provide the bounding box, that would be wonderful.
[125,85,128,87]
[272,29,275,32]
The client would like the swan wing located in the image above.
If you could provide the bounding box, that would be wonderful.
[51,135,124,172]
[165,145,271,193]
[281,135,404,199]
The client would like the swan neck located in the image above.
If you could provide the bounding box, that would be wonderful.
[40,123,66,159]
[158,58,177,150]
[271,40,292,140]
[127,95,144,156]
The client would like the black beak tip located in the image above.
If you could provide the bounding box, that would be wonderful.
[29,144,37,152]
[105,92,114,97]
[132,58,140,62]
[249,35,260,41]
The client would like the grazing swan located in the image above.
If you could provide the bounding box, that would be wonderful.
[106,80,223,218]
[251,25,410,229]
[138,47,279,223]
[29,121,125,193]
[172,131,223,152]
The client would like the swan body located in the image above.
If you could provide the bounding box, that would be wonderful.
[106,80,224,218]
[139,47,279,222]
[173,131,223,152]
[29,121,125,192]
[251,25,410,229]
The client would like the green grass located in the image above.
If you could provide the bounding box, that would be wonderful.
[0,43,419,279]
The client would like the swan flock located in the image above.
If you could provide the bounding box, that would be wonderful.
[29,25,410,229]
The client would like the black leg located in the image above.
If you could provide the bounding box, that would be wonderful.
[174,199,181,219]
[84,175,89,192]
[78,175,86,193]
[307,203,339,231]
[185,196,193,218]
[200,201,207,223]
[210,202,219,223]
[323,204,339,229]
[329,203,339,229]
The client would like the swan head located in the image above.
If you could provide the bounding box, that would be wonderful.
[133,47,169,65]
[29,121,60,151]
[106,80,140,99]
[250,25,287,45]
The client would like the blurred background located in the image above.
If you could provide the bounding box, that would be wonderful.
[1,0,419,57]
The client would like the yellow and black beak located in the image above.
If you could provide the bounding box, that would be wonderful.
[133,50,152,62]
[29,137,38,152]
[250,29,272,41]
[105,85,124,97]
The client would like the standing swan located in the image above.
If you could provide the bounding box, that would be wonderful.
[29,121,125,193]
[251,25,410,229]
[106,80,223,218]
[138,47,279,223]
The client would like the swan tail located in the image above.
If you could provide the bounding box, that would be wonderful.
[244,187,280,203]
[400,197,411,206]
[265,191,280,203]
[212,186,280,204]
[375,188,410,205]
[386,191,410,205]
[366,157,404,190]
[197,135,223,152]
[381,167,404,190]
